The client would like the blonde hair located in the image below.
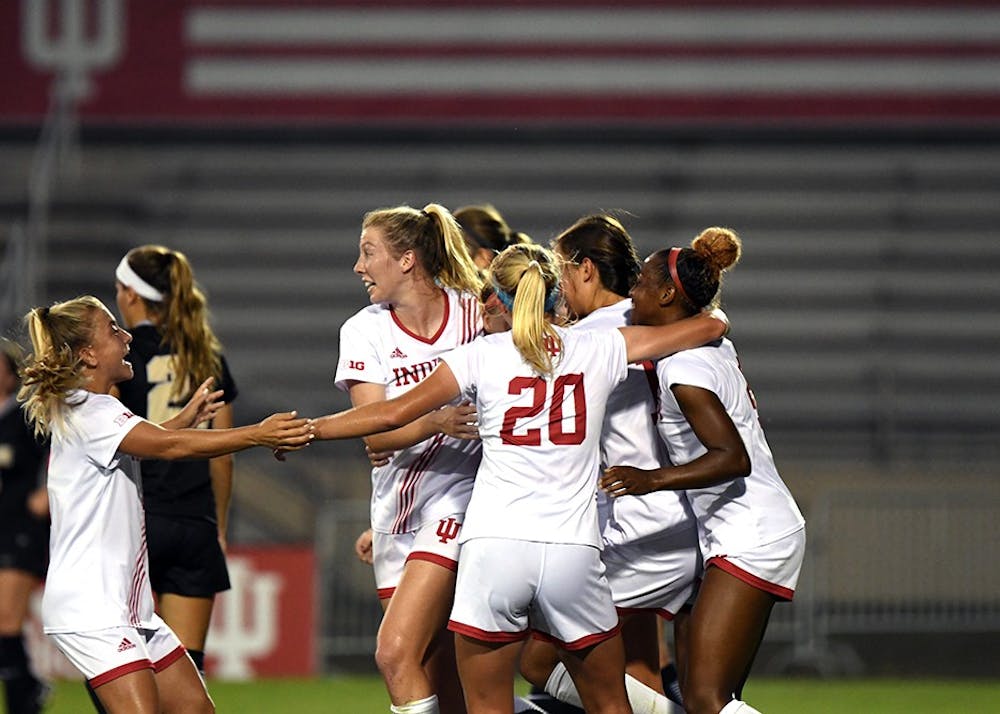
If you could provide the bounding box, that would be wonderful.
[17,296,105,438]
[363,204,483,296]
[123,245,222,400]
[488,244,562,375]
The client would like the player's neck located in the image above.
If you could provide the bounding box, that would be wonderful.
[391,286,446,338]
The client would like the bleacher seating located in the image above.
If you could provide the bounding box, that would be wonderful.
[3,134,999,538]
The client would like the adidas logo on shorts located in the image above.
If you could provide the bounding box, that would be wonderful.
[117,637,136,652]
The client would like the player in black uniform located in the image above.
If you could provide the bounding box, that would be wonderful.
[0,339,49,714]
[112,246,237,687]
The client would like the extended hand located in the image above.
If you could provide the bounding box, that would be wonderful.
[259,412,314,454]
[175,377,225,428]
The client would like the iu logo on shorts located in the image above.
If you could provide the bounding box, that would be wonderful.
[436,517,461,544]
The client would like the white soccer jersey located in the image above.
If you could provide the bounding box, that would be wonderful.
[42,391,152,633]
[655,339,805,554]
[335,287,483,534]
[442,326,629,547]
[574,299,696,546]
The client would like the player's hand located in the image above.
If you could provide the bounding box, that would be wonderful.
[600,465,667,497]
[169,378,225,429]
[354,528,374,565]
[433,401,479,440]
[366,444,394,467]
[257,412,314,453]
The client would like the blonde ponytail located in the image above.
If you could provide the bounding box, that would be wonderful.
[490,246,562,375]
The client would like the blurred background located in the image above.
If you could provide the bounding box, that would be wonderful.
[1,0,998,683]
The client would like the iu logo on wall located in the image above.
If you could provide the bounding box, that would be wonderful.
[22,545,315,680]
[205,546,316,679]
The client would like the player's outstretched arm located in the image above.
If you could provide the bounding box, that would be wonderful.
[121,411,314,461]
[313,364,462,443]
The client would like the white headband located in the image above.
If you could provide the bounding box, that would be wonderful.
[115,256,165,302]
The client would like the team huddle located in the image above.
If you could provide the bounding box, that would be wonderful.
[5,203,804,714]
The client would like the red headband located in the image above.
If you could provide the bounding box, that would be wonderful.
[667,247,693,304]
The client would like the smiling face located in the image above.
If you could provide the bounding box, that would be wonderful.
[628,255,668,326]
[84,307,134,387]
[354,226,406,304]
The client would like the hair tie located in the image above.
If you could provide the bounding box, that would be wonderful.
[39,306,50,320]
[667,247,693,304]
[116,256,165,302]
[527,260,540,269]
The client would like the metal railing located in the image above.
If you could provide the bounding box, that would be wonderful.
[317,487,1000,676]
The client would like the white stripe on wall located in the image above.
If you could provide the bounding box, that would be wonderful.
[186,58,1000,96]
[186,8,1000,46]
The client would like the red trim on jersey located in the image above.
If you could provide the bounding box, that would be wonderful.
[615,605,675,621]
[392,434,445,533]
[89,659,154,688]
[127,522,148,627]
[390,289,450,344]
[707,556,795,601]
[531,622,622,651]
[377,586,396,600]
[448,620,529,643]
[639,359,661,418]
[406,551,459,572]
[153,645,188,672]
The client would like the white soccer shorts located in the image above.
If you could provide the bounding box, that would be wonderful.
[449,537,620,650]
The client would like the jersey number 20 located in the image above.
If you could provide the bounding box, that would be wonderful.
[500,374,586,446]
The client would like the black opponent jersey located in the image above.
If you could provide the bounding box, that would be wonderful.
[116,323,238,521]
[0,397,47,526]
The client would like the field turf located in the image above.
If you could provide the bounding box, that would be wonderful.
[39,675,1000,713]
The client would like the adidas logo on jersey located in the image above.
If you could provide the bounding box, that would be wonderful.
[389,347,408,359]
[117,637,136,652]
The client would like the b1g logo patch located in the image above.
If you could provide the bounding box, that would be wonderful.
[114,411,134,427]
[347,360,365,370]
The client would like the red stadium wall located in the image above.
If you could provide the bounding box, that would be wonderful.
[24,545,316,680]
[2,0,999,127]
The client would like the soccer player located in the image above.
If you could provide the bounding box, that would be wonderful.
[303,243,728,714]
[519,215,695,714]
[17,296,312,714]
[335,204,484,714]
[113,246,238,687]
[601,228,806,714]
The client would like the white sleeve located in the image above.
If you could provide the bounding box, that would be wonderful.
[440,340,478,396]
[662,351,718,394]
[334,313,388,391]
[80,395,145,468]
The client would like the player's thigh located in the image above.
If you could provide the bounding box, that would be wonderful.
[380,557,457,651]
[155,652,214,714]
[0,568,38,630]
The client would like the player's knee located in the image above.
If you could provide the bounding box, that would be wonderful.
[374,632,416,676]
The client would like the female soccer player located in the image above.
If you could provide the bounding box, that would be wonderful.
[519,215,697,714]
[601,228,806,714]
[0,339,49,714]
[307,243,728,714]
[17,296,312,714]
[335,204,484,714]
[113,245,238,684]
